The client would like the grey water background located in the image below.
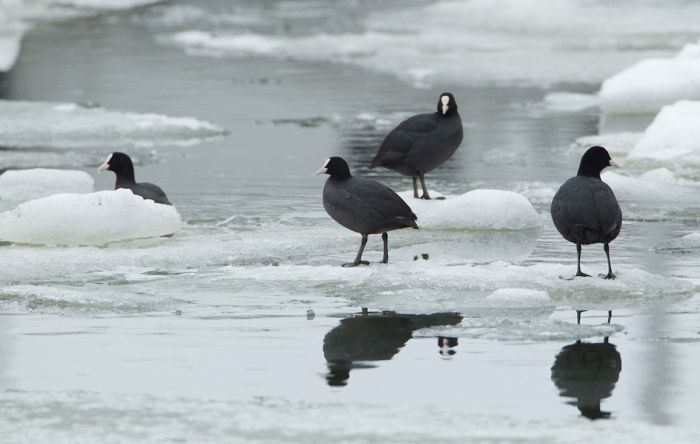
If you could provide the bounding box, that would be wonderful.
[1,0,700,442]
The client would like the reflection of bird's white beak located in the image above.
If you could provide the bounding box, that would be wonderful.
[441,105,448,114]
[609,158,620,168]
[315,166,327,175]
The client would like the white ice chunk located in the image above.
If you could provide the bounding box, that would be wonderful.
[600,40,700,114]
[0,168,94,202]
[397,189,541,231]
[655,232,700,254]
[0,189,182,246]
[0,100,227,148]
[0,31,22,72]
[601,171,699,203]
[485,288,552,306]
[628,100,700,164]
[574,132,643,156]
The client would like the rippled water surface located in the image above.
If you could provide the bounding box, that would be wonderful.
[2,1,700,442]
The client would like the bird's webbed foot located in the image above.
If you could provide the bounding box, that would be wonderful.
[599,272,616,280]
[575,271,591,278]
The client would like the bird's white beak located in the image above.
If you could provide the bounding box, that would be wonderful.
[609,158,620,168]
[315,166,327,175]
[97,153,112,172]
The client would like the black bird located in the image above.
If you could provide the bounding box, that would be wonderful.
[551,338,622,420]
[97,152,172,205]
[370,92,463,200]
[317,156,418,267]
[551,146,622,279]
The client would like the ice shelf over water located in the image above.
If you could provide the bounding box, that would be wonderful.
[0,189,182,246]
[0,100,227,148]
[627,101,700,165]
[0,0,163,72]
[0,168,94,203]
[397,189,541,231]
[600,40,700,114]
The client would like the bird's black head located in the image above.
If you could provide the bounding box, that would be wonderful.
[98,152,135,183]
[316,156,352,179]
[437,92,458,116]
[577,146,619,178]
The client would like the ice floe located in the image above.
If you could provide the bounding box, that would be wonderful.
[655,233,700,254]
[574,132,643,157]
[600,171,699,204]
[601,40,700,114]
[0,100,227,148]
[397,189,541,231]
[0,0,164,72]
[0,189,182,246]
[627,101,700,165]
[0,168,94,203]
[162,0,700,88]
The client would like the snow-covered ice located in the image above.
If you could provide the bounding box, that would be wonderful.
[574,132,643,157]
[0,100,227,148]
[0,189,182,246]
[0,168,94,203]
[397,189,541,231]
[600,171,699,203]
[627,101,700,165]
[600,40,700,114]
[0,30,22,72]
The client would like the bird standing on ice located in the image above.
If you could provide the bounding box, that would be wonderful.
[98,152,172,205]
[317,156,418,267]
[551,146,622,279]
[370,92,463,200]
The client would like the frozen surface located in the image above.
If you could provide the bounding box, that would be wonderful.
[160,0,700,88]
[397,189,541,231]
[0,30,22,72]
[0,168,94,203]
[655,233,700,254]
[0,100,227,148]
[574,132,642,156]
[600,171,699,203]
[601,40,700,114]
[4,389,700,444]
[0,189,182,245]
[0,0,163,72]
[628,101,700,165]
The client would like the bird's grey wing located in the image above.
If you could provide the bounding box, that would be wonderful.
[348,178,418,226]
[372,114,438,167]
[138,182,172,205]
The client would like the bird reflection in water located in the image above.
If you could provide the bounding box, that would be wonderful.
[551,311,621,419]
[323,310,462,386]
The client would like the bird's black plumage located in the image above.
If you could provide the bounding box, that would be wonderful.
[551,146,622,278]
[318,156,418,266]
[370,92,463,199]
[98,152,172,205]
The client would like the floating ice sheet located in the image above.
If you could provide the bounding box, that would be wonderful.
[0,100,227,148]
[601,40,700,114]
[162,0,700,88]
[0,168,94,203]
[397,189,541,231]
[628,101,700,166]
[0,189,182,246]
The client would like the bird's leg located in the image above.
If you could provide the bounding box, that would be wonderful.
[576,310,585,325]
[412,176,419,198]
[381,232,389,264]
[607,310,612,324]
[343,234,370,267]
[576,244,590,277]
[418,174,431,200]
[603,243,616,279]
